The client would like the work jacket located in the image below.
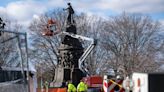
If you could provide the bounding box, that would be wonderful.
[77,82,88,92]
[68,83,76,92]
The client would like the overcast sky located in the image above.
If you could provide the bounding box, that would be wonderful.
[0,0,164,26]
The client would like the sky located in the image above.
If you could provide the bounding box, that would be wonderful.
[0,0,164,27]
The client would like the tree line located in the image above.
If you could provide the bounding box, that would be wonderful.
[0,9,163,81]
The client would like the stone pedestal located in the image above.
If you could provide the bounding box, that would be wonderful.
[52,24,85,87]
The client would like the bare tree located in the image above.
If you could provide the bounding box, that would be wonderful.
[75,13,108,75]
[101,13,164,76]
[29,8,164,80]
[29,9,67,81]
[0,19,24,67]
[29,10,107,78]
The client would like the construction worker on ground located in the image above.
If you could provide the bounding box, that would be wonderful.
[67,80,77,92]
[123,76,133,92]
[77,79,88,92]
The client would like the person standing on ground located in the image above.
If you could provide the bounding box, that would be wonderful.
[67,80,77,92]
[77,80,88,92]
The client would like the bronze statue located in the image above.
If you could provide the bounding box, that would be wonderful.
[63,3,75,25]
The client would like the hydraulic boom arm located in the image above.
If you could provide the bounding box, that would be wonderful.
[60,31,97,75]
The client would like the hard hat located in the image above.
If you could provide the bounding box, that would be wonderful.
[116,75,121,79]
[48,19,56,24]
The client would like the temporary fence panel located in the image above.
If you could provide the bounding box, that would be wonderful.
[37,87,67,92]
[103,78,125,92]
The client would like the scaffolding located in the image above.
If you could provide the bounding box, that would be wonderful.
[0,29,30,92]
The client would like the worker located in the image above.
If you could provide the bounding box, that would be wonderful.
[77,80,88,92]
[123,76,134,92]
[44,81,49,92]
[46,18,56,33]
[42,19,61,36]
[67,80,77,92]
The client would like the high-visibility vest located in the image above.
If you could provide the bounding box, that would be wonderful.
[68,83,76,92]
[77,82,87,92]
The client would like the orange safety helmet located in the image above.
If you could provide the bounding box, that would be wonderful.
[48,19,56,25]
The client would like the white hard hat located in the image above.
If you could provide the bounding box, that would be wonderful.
[116,75,121,79]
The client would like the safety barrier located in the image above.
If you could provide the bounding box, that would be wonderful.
[103,79,125,92]
[37,88,67,92]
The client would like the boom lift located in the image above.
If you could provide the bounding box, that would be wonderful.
[43,18,97,77]
[60,31,97,75]
[42,3,97,88]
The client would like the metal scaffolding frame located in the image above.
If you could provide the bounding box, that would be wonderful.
[0,29,30,92]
